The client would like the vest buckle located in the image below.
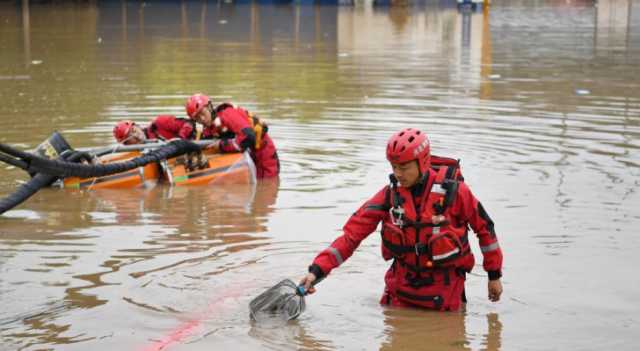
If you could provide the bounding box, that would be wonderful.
[389,206,405,227]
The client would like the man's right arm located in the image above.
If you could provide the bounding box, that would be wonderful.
[308,187,388,280]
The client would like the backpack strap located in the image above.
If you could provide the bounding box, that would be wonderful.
[432,165,460,215]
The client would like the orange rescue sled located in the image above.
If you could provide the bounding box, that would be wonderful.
[62,150,255,190]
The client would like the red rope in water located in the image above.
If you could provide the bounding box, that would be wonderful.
[140,284,249,351]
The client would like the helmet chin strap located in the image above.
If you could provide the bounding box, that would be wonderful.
[413,160,428,185]
[420,170,428,183]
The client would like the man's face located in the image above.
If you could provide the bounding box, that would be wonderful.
[193,107,213,128]
[123,125,146,145]
[391,160,420,188]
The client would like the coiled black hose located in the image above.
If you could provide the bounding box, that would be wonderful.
[1,139,202,178]
[0,140,203,215]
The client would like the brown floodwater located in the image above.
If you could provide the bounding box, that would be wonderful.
[1,0,639,350]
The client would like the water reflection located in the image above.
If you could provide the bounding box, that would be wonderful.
[595,0,634,52]
[379,308,502,351]
[249,318,334,351]
[3,0,635,150]
[0,179,279,348]
[21,0,31,68]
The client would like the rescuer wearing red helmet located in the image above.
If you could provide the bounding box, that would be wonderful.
[185,93,279,179]
[299,128,503,311]
[113,115,195,145]
[113,120,140,145]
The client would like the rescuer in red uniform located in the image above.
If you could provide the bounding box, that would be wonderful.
[185,94,279,179]
[299,128,503,311]
[113,115,195,145]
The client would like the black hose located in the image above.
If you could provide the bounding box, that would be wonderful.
[0,173,57,215]
[26,140,202,178]
[0,146,92,174]
[0,153,30,171]
[0,151,85,215]
[0,140,202,215]
[61,150,94,165]
[0,142,35,161]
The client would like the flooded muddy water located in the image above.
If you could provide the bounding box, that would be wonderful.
[1,0,639,350]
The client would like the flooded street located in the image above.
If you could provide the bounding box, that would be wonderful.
[1,0,639,350]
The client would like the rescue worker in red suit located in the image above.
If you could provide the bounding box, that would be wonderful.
[299,128,503,311]
[185,94,279,179]
[113,115,195,145]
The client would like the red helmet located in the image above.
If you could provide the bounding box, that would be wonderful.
[185,93,211,119]
[386,128,431,174]
[113,120,135,143]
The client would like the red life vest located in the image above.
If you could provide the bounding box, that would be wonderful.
[207,105,269,150]
[145,116,195,141]
[380,155,475,310]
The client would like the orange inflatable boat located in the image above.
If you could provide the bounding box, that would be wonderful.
[62,149,255,190]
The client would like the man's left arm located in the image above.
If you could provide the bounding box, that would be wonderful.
[217,107,255,153]
[453,182,503,301]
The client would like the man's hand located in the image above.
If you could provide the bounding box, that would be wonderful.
[488,279,503,302]
[299,273,318,295]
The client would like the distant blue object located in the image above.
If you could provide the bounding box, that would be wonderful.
[457,0,482,12]
[296,285,307,296]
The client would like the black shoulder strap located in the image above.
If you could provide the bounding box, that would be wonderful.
[383,185,391,211]
[184,119,196,139]
[445,163,457,181]
[433,165,460,215]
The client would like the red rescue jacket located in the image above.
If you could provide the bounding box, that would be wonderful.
[202,105,279,179]
[144,115,195,141]
[310,156,502,311]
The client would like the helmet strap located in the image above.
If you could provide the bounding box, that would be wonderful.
[419,170,428,183]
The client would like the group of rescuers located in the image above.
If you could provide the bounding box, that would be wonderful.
[112,94,279,179]
[113,95,503,312]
